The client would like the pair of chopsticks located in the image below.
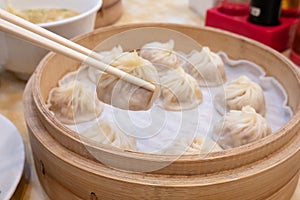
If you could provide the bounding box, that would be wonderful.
[0,9,155,92]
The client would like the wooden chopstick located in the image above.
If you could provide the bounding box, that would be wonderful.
[0,9,156,92]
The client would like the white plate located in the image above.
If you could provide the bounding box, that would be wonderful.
[0,114,25,200]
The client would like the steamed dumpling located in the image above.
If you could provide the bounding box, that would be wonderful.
[214,75,266,115]
[158,67,202,111]
[182,47,226,86]
[47,80,103,124]
[140,40,181,71]
[79,120,136,151]
[212,106,271,149]
[87,45,124,84]
[162,137,223,155]
[96,51,160,111]
[97,45,123,64]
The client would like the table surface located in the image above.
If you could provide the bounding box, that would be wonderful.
[0,0,299,199]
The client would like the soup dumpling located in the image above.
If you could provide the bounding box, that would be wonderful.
[140,40,181,71]
[79,120,136,151]
[87,46,124,84]
[182,47,226,87]
[47,80,103,124]
[96,51,160,111]
[214,75,266,115]
[212,106,271,149]
[162,137,223,155]
[158,67,203,111]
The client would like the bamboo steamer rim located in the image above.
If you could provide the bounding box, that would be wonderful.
[32,23,300,174]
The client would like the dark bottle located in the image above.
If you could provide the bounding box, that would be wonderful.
[249,0,282,26]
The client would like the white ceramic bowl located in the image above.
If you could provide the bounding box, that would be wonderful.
[0,0,103,80]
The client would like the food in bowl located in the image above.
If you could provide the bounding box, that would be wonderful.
[0,0,103,80]
[7,7,79,24]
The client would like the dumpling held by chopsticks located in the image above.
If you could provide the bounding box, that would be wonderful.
[96,51,160,111]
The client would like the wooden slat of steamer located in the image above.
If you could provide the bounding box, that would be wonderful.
[265,173,300,200]
[24,77,300,200]
[95,0,123,28]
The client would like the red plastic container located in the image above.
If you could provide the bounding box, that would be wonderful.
[205,6,299,52]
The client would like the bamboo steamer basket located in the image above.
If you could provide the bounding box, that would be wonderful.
[24,82,300,199]
[95,0,122,28]
[25,23,300,199]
